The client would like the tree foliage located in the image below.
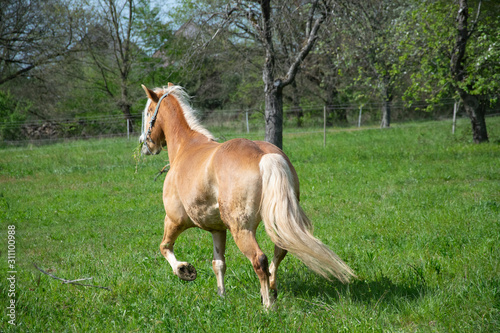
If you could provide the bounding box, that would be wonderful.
[401,0,499,142]
[0,90,28,140]
[403,0,500,104]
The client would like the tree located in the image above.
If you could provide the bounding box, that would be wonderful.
[0,90,28,141]
[79,0,136,131]
[173,0,332,149]
[0,0,84,85]
[450,0,495,143]
[337,0,409,128]
[78,0,172,132]
[403,0,499,143]
[250,0,330,148]
[303,14,350,127]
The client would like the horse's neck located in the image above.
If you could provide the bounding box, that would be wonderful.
[161,100,197,163]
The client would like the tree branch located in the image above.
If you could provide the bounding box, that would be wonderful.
[200,4,240,50]
[281,4,326,87]
[450,0,469,83]
[468,0,482,38]
[33,263,112,291]
[305,0,319,36]
[0,47,75,85]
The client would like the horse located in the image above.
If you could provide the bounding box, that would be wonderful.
[139,83,356,307]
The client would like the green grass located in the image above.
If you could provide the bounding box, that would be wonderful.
[1,118,499,332]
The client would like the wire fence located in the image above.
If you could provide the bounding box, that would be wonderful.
[1,100,499,146]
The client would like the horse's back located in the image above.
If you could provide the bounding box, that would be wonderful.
[213,138,264,190]
[170,137,299,230]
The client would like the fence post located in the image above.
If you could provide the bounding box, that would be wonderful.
[323,106,326,148]
[127,119,130,140]
[358,105,363,127]
[452,101,459,134]
[246,111,249,134]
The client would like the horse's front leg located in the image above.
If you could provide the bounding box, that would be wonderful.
[211,230,227,296]
[160,215,197,281]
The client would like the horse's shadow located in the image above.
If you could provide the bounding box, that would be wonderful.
[280,269,426,306]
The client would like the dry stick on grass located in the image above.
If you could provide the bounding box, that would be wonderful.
[33,263,112,291]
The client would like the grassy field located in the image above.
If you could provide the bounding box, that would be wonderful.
[1,118,499,332]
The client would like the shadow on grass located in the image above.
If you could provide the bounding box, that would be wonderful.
[280,269,427,306]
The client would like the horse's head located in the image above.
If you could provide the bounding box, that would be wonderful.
[140,84,169,155]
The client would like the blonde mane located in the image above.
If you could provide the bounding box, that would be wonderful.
[153,85,215,141]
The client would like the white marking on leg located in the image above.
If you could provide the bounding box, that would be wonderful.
[164,248,182,272]
[212,231,227,296]
[212,259,226,296]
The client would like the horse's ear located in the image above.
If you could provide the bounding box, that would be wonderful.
[141,84,159,103]
[167,82,174,87]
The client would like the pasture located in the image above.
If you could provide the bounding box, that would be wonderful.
[1,117,499,332]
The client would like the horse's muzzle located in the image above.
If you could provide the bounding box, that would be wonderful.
[141,143,155,155]
[141,143,150,155]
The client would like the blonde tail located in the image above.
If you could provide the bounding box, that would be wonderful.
[259,153,356,283]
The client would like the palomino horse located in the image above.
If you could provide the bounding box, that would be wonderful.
[140,83,356,307]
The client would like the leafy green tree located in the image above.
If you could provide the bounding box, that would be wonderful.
[75,0,176,132]
[337,0,409,128]
[133,0,179,87]
[403,0,499,143]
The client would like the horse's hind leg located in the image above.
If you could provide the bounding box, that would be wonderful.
[269,245,287,303]
[211,230,227,296]
[160,216,197,281]
[231,228,272,308]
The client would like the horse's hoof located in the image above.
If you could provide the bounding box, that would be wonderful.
[217,287,225,297]
[177,263,197,281]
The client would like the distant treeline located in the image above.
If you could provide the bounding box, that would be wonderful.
[1,0,498,143]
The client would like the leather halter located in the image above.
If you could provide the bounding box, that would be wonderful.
[142,92,169,154]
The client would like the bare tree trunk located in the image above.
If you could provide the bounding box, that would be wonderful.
[380,104,390,128]
[380,76,392,128]
[120,82,134,132]
[451,0,488,143]
[380,98,391,129]
[264,86,284,149]
[460,92,488,143]
[260,0,327,149]
[103,0,135,133]
[260,0,281,148]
